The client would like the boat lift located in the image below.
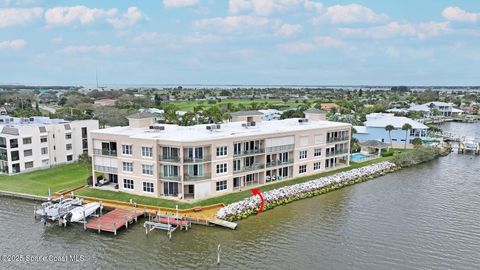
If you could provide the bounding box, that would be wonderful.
[143,206,191,239]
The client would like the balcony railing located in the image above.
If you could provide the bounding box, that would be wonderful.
[94,165,118,174]
[234,148,265,157]
[160,174,181,182]
[94,148,118,157]
[182,156,211,163]
[184,173,211,181]
[326,149,349,157]
[233,164,265,174]
[266,159,294,168]
[159,155,181,163]
[265,144,295,153]
[326,136,349,143]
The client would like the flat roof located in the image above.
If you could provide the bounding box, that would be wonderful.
[91,118,351,142]
[230,110,264,116]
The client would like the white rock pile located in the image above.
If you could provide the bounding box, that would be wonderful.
[216,161,397,221]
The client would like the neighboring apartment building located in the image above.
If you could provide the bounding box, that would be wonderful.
[0,116,99,175]
[90,111,351,200]
[353,113,432,148]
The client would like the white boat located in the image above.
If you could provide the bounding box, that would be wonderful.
[36,197,83,222]
[63,202,101,223]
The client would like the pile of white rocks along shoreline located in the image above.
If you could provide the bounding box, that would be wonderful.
[216,161,397,220]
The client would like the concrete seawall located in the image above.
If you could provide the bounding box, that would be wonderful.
[0,190,48,201]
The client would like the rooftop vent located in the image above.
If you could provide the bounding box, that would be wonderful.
[298,118,309,124]
[149,125,165,132]
[206,124,221,131]
[242,121,257,128]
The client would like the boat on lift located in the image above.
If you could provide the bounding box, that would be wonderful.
[36,197,83,222]
[62,202,102,224]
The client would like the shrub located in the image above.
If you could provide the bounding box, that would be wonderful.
[391,147,440,167]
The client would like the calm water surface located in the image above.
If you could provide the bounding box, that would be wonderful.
[0,122,479,270]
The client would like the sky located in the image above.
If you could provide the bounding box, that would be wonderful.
[0,0,480,86]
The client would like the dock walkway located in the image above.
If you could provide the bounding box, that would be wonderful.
[85,208,143,235]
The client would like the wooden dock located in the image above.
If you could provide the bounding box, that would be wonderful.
[85,208,143,235]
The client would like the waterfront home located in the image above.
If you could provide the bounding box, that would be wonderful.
[353,113,431,148]
[408,102,463,117]
[0,115,99,174]
[90,110,351,200]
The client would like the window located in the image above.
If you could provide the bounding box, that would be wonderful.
[143,182,154,193]
[314,162,321,171]
[124,179,134,190]
[40,136,48,143]
[25,161,34,169]
[142,164,154,175]
[41,147,48,155]
[122,145,132,155]
[216,180,227,191]
[233,143,241,155]
[67,155,73,161]
[10,139,18,148]
[314,148,322,157]
[24,149,33,157]
[163,165,179,177]
[66,144,72,150]
[23,137,32,144]
[216,146,228,157]
[141,147,153,157]
[216,163,228,174]
[65,133,72,140]
[123,162,133,172]
[299,165,307,174]
[299,150,308,160]
[233,159,241,172]
[11,151,19,161]
[188,164,203,176]
[42,159,49,166]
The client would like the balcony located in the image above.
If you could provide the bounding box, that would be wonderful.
[160,174,181,182]
[265,144,295,153]
[326,149,349,157]
[266,159,294,168]
[159,155,181,163]
[184,173,211,181]
[94,165,118,174]
[233,163,265,174]
[326,136,349,143]
[94,149,117,157]
[183,156,211,163]
[234,148,265,157]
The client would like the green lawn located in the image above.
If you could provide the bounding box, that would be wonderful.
[76,154,400,209]
[171,98,305,111]
[0,163,90,196]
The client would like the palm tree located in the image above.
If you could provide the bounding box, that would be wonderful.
[385,124,395,148]
[401,123,412,149]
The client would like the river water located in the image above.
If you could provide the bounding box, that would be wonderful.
[0,122,479,270]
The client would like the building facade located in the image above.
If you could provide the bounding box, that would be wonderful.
[0,116,99,175]
[90,113,351,200]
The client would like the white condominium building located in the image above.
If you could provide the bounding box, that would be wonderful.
[0,116,99,175]
[90,110,351,200]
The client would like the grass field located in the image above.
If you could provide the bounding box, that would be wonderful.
[76,154,400,209]
[0,163,90,196]
[171,98,307,111]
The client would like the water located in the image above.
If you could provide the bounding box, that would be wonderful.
[0,122,479,270]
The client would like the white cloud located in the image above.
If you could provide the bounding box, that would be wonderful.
[57,44,126,54]
[194,15,272,32]
[442,6,480,23]
[304,0,322,13]
[45,6,116,26]
[339,21,450,40]
[229,0,304,16]
[163,0,199,8]
[313,4,387,24]
[276,23,303,37]
[279,36,346,53]
[0,39,27,49]
[106,6,145,29]
[0,7,43,28]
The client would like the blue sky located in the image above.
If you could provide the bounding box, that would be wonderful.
[0,0,479,86]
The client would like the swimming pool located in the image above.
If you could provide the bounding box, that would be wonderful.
[350,153,374,162]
